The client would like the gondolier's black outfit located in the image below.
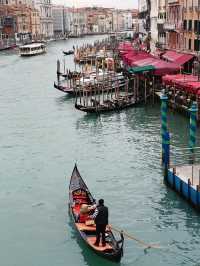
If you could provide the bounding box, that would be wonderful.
[91,199,108,247]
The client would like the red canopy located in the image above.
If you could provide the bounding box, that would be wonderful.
[162,51,194,66]
[126,52,152,66]
[162,74,198,86]
[162,74,200,94]
[131,57,180,75]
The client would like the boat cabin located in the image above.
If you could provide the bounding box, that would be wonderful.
[19,43,46,56]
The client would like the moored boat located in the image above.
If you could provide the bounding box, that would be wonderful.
[19,42,46,56]
[63,50,74,56]
[54,82,74,94]
[69,164,124,262]
[75,96,137,113]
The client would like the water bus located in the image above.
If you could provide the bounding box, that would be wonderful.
[19,42,46,56]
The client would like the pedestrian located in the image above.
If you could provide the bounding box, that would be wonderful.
[90,199,108,247]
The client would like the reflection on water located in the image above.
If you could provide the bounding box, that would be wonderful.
[68,217,118,266]
[55,94,74,104]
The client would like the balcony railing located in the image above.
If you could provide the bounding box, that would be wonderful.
[157,18,165,24]
[167,0,179,3]
[163,23,175,31]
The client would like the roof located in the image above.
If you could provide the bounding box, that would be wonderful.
[132,57,180,75]
[162,74,198,86]
[20,43,45,48]
[162,51,194,66]
[162,74,200,94]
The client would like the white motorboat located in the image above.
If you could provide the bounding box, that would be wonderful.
[19,42,46,56]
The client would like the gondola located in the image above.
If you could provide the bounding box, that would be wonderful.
[54,82,74,94]
[63,50,74,55]
[75,96,137,114]
[69,164,124,262]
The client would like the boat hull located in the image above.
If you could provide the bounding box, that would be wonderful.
[63,51,74,55]
[68,165,124,263]
[20,50,46,56]
[75,101,137,113]
[54,82,74,94]
[69,205,122,262]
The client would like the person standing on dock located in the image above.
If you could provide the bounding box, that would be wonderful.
[90,199,108,247]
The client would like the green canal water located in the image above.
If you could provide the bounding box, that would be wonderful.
[1,36,200,266]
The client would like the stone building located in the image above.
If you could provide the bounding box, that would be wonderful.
[138,0,150,38]
[0,5,16,49]
[34,0,53,39]
[157,0,166,49]
[30,7,40,39]
[132,9,138,32]
[164,0,184,50]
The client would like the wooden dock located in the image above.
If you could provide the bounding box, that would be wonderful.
[166,165,200,209]
[171,164,200,186]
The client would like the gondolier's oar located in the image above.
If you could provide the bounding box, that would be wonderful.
[110,225,161,249]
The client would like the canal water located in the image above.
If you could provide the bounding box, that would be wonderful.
[1,36,200,266]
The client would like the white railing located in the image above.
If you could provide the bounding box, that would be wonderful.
[157,18,165,24]
[163,23,176,31]
[170,146,200,167]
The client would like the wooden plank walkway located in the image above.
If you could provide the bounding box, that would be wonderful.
[170,164,200,187]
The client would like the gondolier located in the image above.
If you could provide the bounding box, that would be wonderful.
[90,199,108,247]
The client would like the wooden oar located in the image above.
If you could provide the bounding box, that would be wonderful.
[110,225,161,249]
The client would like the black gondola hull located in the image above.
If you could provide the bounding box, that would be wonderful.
[75,101,137,113]
[68,165,123,263]
[69,206,122,262]
[54,82,75,94]
[63,50,74,55]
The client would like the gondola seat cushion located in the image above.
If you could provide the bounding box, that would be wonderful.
[79,213,89,223]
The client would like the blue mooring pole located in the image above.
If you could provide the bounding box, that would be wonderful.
[160,92,168,165]
[163,131,170,180]
[189,102,198,157]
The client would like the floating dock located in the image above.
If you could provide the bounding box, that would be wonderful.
[160,92,200,210]
[166,165,200,209]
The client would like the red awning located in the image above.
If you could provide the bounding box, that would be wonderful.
[162,74,200,94]
[132,57,180,75]
[162,74,198,86]
[162,51,194,66]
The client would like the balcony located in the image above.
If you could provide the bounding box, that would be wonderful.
[167,0,179,3]
[163,23,176,31]
[157,18,165,24]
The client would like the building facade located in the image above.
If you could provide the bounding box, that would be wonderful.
[30,7,40,39]
[34,0,53,39]
[0,5,16,49]
[164,0,184,50]
[157,0,166,49]
[182,0,200,53]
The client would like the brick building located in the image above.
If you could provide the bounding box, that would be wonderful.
[183,0,200,53]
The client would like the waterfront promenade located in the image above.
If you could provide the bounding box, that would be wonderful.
[1,36,200,266]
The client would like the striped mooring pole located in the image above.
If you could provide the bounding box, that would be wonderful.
[160,92,168,165]
[163,131,170,180]
[189,102,198,156]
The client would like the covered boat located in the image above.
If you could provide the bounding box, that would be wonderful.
[69,164,124,262]
[19,42,46,56]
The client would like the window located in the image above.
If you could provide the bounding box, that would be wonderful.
[188,20,192,31]
[188,39,191,50]
[183,20,187,30]
[194,39,200,51]
[198,21,200,34]
[194,20,198,32]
